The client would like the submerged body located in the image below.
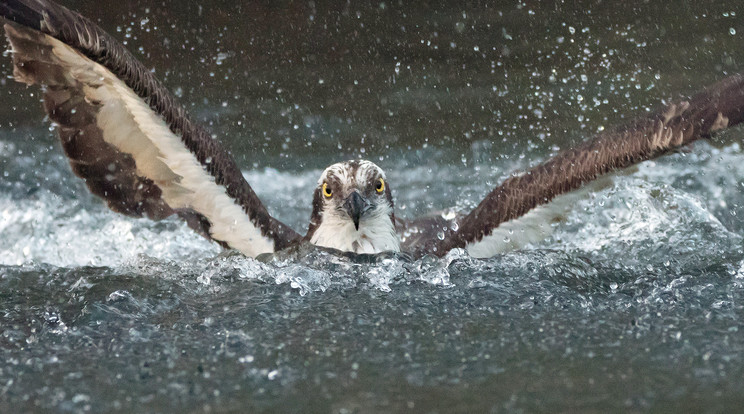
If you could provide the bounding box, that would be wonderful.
[2,0,744,260]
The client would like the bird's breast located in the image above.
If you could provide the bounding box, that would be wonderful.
[309,215,400,254]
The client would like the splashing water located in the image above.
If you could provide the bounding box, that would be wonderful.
[3,0,744,410]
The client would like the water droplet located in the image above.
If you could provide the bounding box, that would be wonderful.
[730,27,737,35]
[436,231,445,240]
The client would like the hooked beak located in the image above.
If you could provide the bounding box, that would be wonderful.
[343,191,370,231]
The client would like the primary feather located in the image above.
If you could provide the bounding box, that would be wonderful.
[2,0,299,257]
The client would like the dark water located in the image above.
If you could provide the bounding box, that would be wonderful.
[2,1,744,412]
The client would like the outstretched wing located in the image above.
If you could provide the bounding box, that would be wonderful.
[410,74,744,258]
[0,0,300,257]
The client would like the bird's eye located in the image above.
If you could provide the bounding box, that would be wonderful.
[376,178,385,193]
[322,182,332,198]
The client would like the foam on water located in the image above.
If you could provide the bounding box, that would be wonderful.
[3,134,744,294]
[0,191,220,267]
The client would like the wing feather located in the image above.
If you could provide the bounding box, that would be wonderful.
[1,0,300,256]
[430,74,744,258]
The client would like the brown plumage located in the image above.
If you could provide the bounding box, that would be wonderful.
[3,0,300,254]
[35,54,173,220]
[429,75,744,256]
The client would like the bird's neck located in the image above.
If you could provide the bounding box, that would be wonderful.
[307,206,400,254]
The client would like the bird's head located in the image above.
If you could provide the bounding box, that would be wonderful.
[306,160,400,254]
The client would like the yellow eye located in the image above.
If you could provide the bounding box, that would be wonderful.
[376,178,385,193]
[322,182,332,198]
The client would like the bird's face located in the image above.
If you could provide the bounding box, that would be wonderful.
[318,161,389,231]
[306,160,400,254]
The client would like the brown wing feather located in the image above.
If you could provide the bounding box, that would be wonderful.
[49,91,175,220]
[2,0,301,254]
[428,74,744,256]
[8,25,173,220]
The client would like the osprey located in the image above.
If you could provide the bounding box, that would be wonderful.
[2,0,744,259]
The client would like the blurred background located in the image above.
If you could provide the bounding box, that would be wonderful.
[2,0,743,172]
